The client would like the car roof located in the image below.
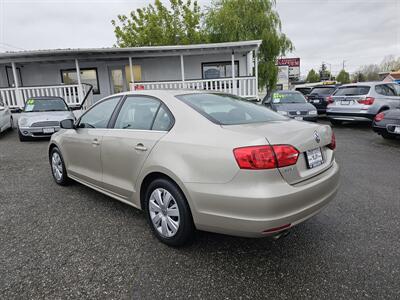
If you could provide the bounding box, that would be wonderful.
[338,81,395,87]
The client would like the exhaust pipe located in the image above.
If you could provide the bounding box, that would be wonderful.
[271,229,290,240]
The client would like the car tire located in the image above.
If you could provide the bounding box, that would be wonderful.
[330,119,343,126]
[144,178,195,247]
[9,116,13,130]
[382,133,395,140]
[18,128,30,142]
[49,147,70,185]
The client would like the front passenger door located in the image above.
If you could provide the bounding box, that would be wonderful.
[101,96,174,201]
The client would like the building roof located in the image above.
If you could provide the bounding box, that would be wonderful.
[0,40,262,64]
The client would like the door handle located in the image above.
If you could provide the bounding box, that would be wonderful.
[135,143,147,151]
[92,138,100,146]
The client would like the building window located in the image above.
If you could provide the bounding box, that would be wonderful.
[61,68,100,94]
[202,61,239,79]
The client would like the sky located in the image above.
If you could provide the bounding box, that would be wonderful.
[0,0,399,77]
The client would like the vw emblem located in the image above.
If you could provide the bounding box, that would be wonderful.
[313,131,321,143]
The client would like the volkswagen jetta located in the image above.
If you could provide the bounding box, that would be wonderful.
[49,90,340,246]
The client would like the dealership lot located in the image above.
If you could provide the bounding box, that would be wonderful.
[0,121,399,299]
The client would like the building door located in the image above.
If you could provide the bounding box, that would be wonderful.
[5,66,23,87]
[109,65,142,94]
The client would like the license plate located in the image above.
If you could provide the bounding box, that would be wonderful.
[313,100,320,103]
[305,148,324,169]
[394,126,400,134]
[294,116,303,120]
[43,128,55,134]
[341,100,350,105]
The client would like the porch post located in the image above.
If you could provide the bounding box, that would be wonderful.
[231,51,237,95]
[11,62,23,107]
[254,49,259,99]
[129,57,135,90]
[180,54,185,88]
[75,59,84,103]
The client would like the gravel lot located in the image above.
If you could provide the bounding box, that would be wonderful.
[0,121,399,299]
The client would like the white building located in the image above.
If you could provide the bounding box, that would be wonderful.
[0,40,261,109]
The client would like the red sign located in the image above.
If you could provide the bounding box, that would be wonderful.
[277,58,300,67]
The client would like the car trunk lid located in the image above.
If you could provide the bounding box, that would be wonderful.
[222,120,335,185]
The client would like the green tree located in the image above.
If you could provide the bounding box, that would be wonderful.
[336,69,350,84]
[306,69,320,83]
[111,0,205,47]
[204,0,293,92]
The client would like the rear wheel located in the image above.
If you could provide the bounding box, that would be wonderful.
[330,119,343,126]
[144,178,195,247]
[50,147,70,185]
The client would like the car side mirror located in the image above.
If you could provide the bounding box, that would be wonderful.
[60,119,75,129]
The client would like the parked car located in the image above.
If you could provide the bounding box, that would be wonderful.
[0,99,13,133]
[326,82,400,125]
[17,97,75,141]
[49,90,339,246]
[372,109,400,139]
[307,85,338,114]
[263,90,318,122]
[295,87,313,96]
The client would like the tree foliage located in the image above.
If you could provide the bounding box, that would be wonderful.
[111,0,205,47]
[306,69,320,83]
[204,0,293,91]
[112,0,293,93]
[336,69,350,84]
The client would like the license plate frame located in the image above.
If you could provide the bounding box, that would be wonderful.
[313,99,320,103]
[341,100,351,105]
[294,116,303,121]
[43,128,55,134]
[305,147,324,169]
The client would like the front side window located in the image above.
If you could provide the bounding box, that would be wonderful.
[177,93,285,125]
[334,86,370,96]
[79,97,120,128]
[24,98,68,112]
[114,96,161,130]
[61,68,100,94]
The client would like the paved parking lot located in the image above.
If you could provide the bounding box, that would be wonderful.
[0,121,399,299]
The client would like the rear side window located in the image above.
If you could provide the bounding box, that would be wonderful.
[375,84,397,96]
[177,93,285,125]
[334,86,370,96]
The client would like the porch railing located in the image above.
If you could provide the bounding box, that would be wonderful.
[132,77,258,98]
[0,83,94,109]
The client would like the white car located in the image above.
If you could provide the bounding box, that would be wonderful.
[0,99,13,133]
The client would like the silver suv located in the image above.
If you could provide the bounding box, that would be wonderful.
[326,82,400,125]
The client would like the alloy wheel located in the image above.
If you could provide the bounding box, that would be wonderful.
[51,152,63,181]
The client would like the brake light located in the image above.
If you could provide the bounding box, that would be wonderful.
[374,112,385,122]
[326,96,334,104]
[358,97,374,105]
[233,145,299,170]
[328,131,336,150]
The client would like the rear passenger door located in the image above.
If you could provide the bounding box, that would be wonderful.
[101,95,174,201]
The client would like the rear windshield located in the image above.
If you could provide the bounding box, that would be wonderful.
[24,98,68,112]
[271,92,306,104]
[333,86,370,96]
[177,93,285,125]
[310,87,336,95]
[295,88,312,95]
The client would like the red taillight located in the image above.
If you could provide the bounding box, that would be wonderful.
[326,96,334,104]
[263,223,291,234]
[233,145,299,170]
[358,97,375,105]
[374,112,385,122]
[328,131,336,150]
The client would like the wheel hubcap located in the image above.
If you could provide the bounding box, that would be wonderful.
[51,152,63,181]
[149,188,180,238]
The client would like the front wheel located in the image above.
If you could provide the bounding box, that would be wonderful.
[330,119,343,126]
[9,117,13,130]
[382,133,395,140]
[144,178,195,247]
[50,147,70,185]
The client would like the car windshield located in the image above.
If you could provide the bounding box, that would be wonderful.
[177,93,286,125]
[334,86,370,96]
[24,98,68,112]
[271,92,306,104]
[310,87,336,95]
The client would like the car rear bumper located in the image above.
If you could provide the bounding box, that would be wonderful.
[326,111,375,122]
[19,126,60,138]
[373,121,400,135]
[187,161,340,238]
